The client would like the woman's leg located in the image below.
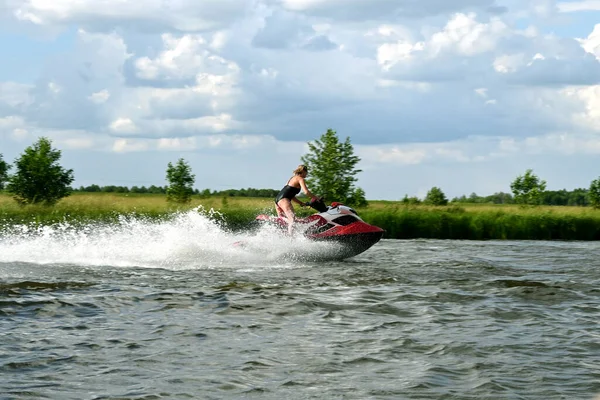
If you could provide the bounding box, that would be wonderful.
[275,202,285,218]
[276,198,295,236]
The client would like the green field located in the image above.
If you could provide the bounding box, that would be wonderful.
[2,193,600,240]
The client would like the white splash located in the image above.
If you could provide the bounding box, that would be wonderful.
[0,207,340,270]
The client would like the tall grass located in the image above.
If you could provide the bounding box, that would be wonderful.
[0,193,308,230]
[361,204,600,240]
[2,193,600,240]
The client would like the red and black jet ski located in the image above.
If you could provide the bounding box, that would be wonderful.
[254,198,384,259]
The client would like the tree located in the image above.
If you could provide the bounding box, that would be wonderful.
[166,158,195,203]
[589,178,600,209]
[424,186,448,206]
[349,187,368,207]
[301,128,364,205]
[7,137,74,205]
[568,188,588,206]
[486,192,514,204]
[401,194,422,205]
[0,154,10,190]
[510,169,547,205]
[468,192,481,203]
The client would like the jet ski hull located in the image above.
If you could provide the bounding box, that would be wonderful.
[309,231,384,259]
[252,200,385,260]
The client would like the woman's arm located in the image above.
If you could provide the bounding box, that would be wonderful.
[292,197,305,206]
[298,177,315,198]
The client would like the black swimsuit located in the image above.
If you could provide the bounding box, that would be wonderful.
[275,177,301,204]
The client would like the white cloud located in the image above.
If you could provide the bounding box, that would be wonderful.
[558,0,600,12]
[529,0,560,18]
[157,137,198,151]
[0,82,33,109]
[564,84,600,131]
[250,8,337,51]
[579,24,600,59]
[63,136,96,149]
[493,53,525,72]
[88,89,110,104]
[375,13,513,80]
[112,138,149,153]
[358,130,600,172]
[0,116,26,131]
[7,0,251,32]
[3,1,600,199]
[135,34,239,81]
[428,13,509,56]
[21,29,130,130]
[110,117,138,134]
[360,146,428,165]
[11,127,29,140]
[376,12,600,86]
[274,0,498,20]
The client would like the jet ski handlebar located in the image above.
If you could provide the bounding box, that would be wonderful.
[304,196,328,213]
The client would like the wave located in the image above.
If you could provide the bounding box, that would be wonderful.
[0,207,340,269]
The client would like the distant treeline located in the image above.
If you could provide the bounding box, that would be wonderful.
[70,184,593,206]
[451,189,590,206]
[72,185,280,198]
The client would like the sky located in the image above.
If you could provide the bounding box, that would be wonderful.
[1,0,600,201]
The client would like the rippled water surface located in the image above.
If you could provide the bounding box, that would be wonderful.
[1,211,600,399]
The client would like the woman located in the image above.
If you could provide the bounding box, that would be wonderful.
[275,164,318,236]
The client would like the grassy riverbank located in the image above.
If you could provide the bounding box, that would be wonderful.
[360,205,600,240]
[0,193,292,230]
[2,193,600,240]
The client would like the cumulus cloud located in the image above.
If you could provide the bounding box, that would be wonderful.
[5,6,599,146]
[272,0,498,20]
[0,82,32,117]
[4,0,251,32]
[88,89,110,104]
[135,33,239,81]
[565,84,600,131]
[3,0,600,198]
[250,9,338,51]
[358,130,600,169]
[558,0,600,12]
[252,9,313,49]
[302,35,337,51]
[20,29,130,130]
[376,12,600,86]
[376,13,511,81]
[579,23,600,59]
[505,53,600,86]
[117,33,243,135]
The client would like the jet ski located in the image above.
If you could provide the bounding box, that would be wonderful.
[253,197,384,259]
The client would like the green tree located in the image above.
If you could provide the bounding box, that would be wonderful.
[7,137,74,205]
[0,153,10,190]
[349,187,368,207]
[301,128,364,205]
[510,169,547,205]
[485,192,514,204]
[589,178,600,209]
[166,158,195,203]
[424,186,448,206]
[568,188,588,206]
[468,192,482,203]
[401,194,422,205]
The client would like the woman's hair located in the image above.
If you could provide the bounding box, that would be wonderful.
[293,164,308,175]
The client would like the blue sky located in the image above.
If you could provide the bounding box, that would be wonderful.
[1,0,600,200]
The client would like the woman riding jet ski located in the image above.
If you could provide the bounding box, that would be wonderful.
[274,164,319,236]
[255,197,385,259]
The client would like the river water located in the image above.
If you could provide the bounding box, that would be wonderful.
[1,210,599,399]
